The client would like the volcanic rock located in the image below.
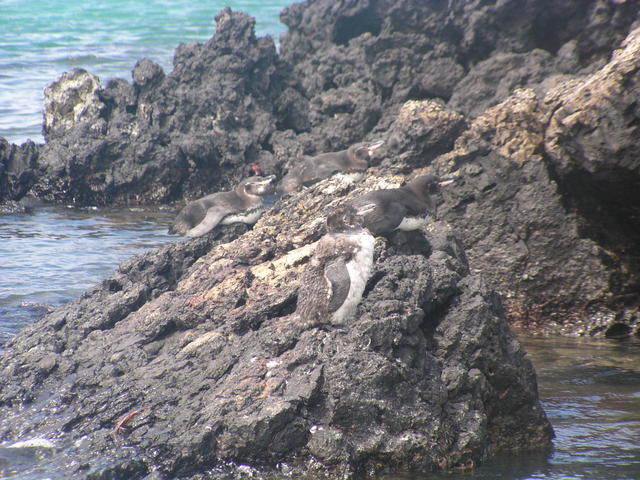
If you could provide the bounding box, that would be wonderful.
[429,26,640,336]
[0,174,552,478]
[24,9,283,206]
[0,138,39,208]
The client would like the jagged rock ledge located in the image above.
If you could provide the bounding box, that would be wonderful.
[0,172,552,478]
[1,1,638,336]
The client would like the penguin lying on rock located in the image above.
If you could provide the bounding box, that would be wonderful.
[279,140,384,193]
[169,175,276,237]
[345,175,454,235]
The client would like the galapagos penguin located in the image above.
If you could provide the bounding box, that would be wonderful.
[295,205,375,329]
[169,175,276,237]
[279,140,384,193]
[345,175,453,235]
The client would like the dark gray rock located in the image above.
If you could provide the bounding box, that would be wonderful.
[0,174,552,478]
[0,138,39,205]
[1,0,636,208]
[448,49,556,118]
[24,9,283,206]
[430,25,640,336]
[6,0,628,210]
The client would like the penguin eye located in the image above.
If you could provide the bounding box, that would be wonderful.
[355,147,369,159]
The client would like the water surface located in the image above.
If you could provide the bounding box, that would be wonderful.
[0,205,176,347]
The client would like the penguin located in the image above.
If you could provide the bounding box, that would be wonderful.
[345,175,453,235]
[295,204,376,329]
[169,175,276,237]
[279,140,384,193]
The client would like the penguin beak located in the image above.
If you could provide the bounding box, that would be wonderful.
[252,175,276,190]
[438,177,456,187]
[366,140,385,153]
[355,203,377,215]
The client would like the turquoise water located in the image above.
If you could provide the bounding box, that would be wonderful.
[0,0,290,145]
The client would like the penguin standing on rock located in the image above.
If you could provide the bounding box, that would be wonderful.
[345,175,454,235]
[169,175,276,237]
[279,140,384,193]
[295,205,376,329]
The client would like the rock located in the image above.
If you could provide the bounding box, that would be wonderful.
[0,173,552,478]
[271,1,639,336]
[25,9,282,206]
[375,99,467,172]
[0,0,637,345]
[542,26,640,336]
[0,138,39,205]
[431,26,640,335]
[447,49,556,118]
[42,69,105,141]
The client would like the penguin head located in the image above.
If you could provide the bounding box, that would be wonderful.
[406,175,456,218]
[406,175,442,195]
[240,175,277,197]
[326,204,371,233]
[407,174,457,197]
[349,139,385,164]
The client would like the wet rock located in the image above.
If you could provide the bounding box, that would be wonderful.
[0,174,552,478]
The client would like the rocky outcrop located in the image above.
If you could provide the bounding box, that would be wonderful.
[0,138,39,211]
[273,0,639,336]
[1,0,636,336]
[23,8,283,206]
[279,0,638,128]
[2,1,636,208]
[0,174,552,478]
[427,25,640,336]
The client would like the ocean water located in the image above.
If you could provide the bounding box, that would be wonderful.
[0,0,290,145]
[0,206,177,348]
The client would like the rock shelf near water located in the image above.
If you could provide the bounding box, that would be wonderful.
[1,0,638,336]
[0,174,552,478]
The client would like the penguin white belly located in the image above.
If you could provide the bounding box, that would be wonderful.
[395,216,427,231]
[331,233,375,325]
[221,208,264,226]
[333,171,365,183]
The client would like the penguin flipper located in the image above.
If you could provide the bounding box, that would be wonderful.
[306,163,341,183]
[170,200,208,235]
[356,201,407,234]
[324,257,351,314]
[185,208,226,237]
